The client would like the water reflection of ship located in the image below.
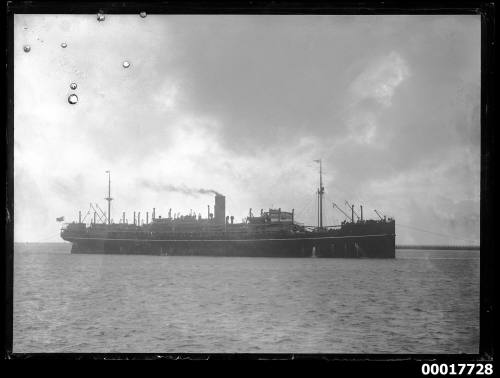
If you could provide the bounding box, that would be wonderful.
[61,162,395,258]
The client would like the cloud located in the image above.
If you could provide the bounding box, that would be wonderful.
[363,148,480,244]
[343,52,410,146]
[153,79,180,111]
[127,117,324,225]
[350,51,410,107]
[141,182,222,197]
[345,110,378,145]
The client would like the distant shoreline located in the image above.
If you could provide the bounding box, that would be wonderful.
[15,242,71,244]
[396,245,480,251]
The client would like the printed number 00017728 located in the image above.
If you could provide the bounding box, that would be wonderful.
[421,364,493,375]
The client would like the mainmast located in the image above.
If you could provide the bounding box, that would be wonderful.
[314,159,324,229]
[105,170,113,224]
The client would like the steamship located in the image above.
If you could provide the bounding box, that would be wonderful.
[60,162,395,258]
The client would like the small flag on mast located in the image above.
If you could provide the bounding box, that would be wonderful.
[56,216,64,222]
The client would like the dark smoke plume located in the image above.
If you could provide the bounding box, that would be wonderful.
[141,180,222,197]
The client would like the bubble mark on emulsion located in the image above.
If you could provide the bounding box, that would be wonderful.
[68,94,78,105]
[23,45,31,53]
[70,83,77,90]
[140,11,147,18]
[122,61,131,68]
[61,42,67,48]
[97,12,105,22]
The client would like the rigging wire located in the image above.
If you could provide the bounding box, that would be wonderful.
[29,230,64,243]
[294,193,316,222]
[324,194,339,226]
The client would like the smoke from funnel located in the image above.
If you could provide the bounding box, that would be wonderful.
[141,180,222,197]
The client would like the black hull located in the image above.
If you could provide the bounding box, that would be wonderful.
[66,234,395,258]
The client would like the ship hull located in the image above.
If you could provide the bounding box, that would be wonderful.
[66,234,395,258]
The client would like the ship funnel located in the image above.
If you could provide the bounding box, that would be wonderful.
[214,194,226,225]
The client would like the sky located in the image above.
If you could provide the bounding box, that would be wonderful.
[13,14,481,244]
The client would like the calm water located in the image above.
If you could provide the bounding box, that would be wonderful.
[13,243,479,353]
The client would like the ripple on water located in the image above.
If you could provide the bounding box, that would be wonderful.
[13,246,479,353]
